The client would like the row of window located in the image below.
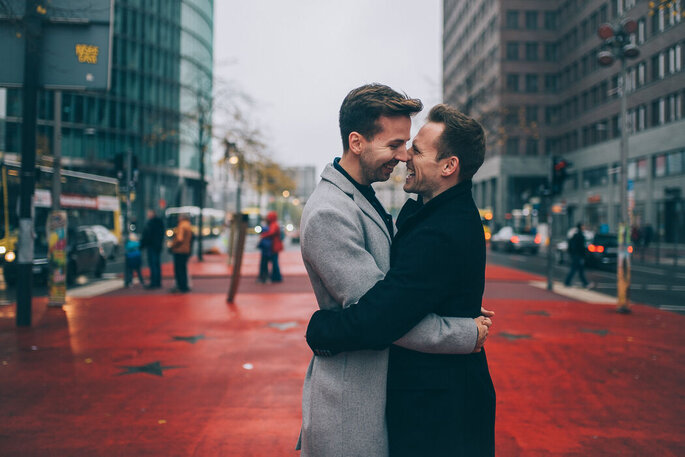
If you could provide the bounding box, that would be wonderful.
[547,89,684,155]
[505,10,558,30]
[570,149,683,192]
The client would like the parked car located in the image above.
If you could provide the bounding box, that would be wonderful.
[586,233,619,268]
[555,228,595,264]
[490,226,541,254]
[89,225,120,259]
[3,226,106,286]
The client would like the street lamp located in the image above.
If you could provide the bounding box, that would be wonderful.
[597,18,640,314]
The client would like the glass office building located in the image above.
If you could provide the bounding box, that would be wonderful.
[0,0,213,226]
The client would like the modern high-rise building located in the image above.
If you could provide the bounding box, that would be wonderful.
[443,0,684,241]
[0,0,213,226]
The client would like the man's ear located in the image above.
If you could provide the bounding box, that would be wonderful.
[441,156,460,177]
[348,132,365,156]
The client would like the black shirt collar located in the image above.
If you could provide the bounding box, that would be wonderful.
[333,157,377,200]
[333,157,394,237]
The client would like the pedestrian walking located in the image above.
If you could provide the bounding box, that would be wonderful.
[140,209,165,289]
[170,214,192,293]
[257,217,272,283]
[259,211,283,283]
[124,233,145,287]
[565,223,591,288]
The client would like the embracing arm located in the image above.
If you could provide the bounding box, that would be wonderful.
[306,228,470,354]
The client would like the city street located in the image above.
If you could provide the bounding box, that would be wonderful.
[1,247,683,456]
[488,247,685,313]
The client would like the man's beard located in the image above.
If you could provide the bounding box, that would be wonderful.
[359,147,392,184]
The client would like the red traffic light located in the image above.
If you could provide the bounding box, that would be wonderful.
[598,23,614,40]
[621,18,638,34]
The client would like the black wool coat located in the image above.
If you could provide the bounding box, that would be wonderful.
[306,179,495,457]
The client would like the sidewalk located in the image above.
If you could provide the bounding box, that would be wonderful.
[1,251,683,456]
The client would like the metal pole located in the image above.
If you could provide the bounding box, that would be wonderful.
[197,112,204,261]
[546,175,554,290]
[123,148,132,283]
[52,91,62,210]
[17,0,42,327]
[617,59,631,313]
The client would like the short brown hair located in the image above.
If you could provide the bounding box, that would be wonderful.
[428,104,485,181]
[339,83,423,151]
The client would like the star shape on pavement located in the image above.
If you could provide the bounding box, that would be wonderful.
[171,334,206,344]
[116,361,183,377]
[581,328,609,336]
[524,310,550,316]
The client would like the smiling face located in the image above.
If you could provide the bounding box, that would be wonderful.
[357,115,412,185]
[404,122,453,202]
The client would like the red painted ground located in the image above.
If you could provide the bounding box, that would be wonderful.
[1,251,683,456]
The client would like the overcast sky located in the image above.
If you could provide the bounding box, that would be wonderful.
[213,0,443,176]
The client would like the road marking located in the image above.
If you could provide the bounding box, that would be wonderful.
[659,305,685,311]
[529,281,616,304]
[645,284,668,291]
[596,283,615,289]
[68,279,124,298]
[631,265,666,274]
[677,273,685,280]
[672,285,685,291]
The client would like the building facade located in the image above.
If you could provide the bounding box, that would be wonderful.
[443,0,684,242]
[0,0,213,227]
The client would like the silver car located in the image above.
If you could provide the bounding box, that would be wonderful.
[490,226,541,255]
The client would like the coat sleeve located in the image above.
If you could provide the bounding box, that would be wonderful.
[394,313,477,354]
[306,228,462,353]
[301,205,386,307]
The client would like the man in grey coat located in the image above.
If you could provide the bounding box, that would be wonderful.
[297,84,493,457]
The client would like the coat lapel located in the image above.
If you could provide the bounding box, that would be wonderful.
[320,164,392,244]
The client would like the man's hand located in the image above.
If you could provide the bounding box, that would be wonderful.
[472,315,493,353]
[481,306,495,318]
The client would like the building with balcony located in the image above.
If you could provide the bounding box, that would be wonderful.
[443,0,684,241]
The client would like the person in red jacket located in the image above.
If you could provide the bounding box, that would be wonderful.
[259,211,283,282]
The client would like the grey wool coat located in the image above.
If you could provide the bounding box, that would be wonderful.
[297,164,478,457]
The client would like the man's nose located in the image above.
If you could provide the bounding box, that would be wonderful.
[394,145,409,162]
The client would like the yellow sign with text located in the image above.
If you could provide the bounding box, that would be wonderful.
[75,44,99,64]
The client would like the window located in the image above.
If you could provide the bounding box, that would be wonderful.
[544,43,558,61]
[525,106,538,123]
[506,42,519,60]
[506,138,519,155]
[525,74,538,93]
[525,11,538,29]
[654,154,667,177]
[583,166,609,188]
[544,11,558,30]
[525,43,538,61]
[637,61,645,86]
[506,74,520,92]
[637,18,646,44]
[667,150,683,174]
[545,74,558,92]
[506,11,519,29]
[525,138,538,155]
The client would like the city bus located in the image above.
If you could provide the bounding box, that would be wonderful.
[0,159,122,259]
[164,206,227,239]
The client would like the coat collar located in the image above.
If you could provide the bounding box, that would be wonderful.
[320,163,392,243]
[396,180,474,232]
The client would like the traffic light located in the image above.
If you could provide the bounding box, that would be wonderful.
[551,157,570,196]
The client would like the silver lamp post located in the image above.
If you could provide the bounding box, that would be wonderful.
[597,18,640,313]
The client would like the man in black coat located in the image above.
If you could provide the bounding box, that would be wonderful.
[564,223,590,288]
[306,104,495,456]
[140,209,165,289]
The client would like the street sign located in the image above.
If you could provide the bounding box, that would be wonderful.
[0,0,113,90]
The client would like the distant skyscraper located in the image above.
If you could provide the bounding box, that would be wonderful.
[443,0,684,240]
[0,0,213,224]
